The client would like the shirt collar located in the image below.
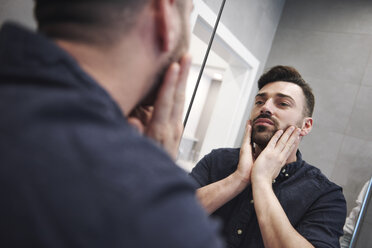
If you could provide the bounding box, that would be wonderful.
[273,150,303,183]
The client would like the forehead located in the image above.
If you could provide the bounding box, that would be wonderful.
[257,81,305,102]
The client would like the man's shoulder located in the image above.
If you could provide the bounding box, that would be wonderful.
[207,147,240,160]
[196,147,240,169]
[190,147,240,186]
[300,160,343,193]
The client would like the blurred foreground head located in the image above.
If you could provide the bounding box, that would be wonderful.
[34,0,193,112]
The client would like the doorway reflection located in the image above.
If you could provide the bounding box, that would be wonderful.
[177,0,259,171]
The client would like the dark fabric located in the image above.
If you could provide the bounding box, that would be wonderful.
[190,148,347,248]
[0,22,223,248]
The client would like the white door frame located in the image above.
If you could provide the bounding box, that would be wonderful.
[188,0,260,161]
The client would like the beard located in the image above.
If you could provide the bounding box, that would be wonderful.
[139,16,189,107]
[251,113,303,149]
[251,114,280,149]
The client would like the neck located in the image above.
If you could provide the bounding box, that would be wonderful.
[55,37,157,116]
[53,9,161,116]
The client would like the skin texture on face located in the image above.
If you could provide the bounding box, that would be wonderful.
[250,81,307,149]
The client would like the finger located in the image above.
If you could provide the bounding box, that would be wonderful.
[266,129,284,149]
[171,54,192,122]
[241,120,252,151]
[281,128,301,157]
[130,106,154,126]
[127,118,145,134]
[275,126,296,151]
[142,106,154,125]
[151,63,180,124]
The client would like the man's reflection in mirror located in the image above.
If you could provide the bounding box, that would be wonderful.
[191,66,347,248]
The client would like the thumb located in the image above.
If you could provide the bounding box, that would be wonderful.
[128,118,145,134]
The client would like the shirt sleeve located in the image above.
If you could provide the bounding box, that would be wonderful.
[343,180,370,234]
[296,184,347,248]
[189,152,214,187]
[189,148,240,188]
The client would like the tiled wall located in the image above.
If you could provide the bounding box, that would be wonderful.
[265,0,372,213]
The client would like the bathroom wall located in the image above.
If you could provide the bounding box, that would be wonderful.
[265,0,372,214]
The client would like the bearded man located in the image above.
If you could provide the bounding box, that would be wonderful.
[0,0,224,247]
[190,66,346,248]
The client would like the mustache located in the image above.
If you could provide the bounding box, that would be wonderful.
[253,113,279,127]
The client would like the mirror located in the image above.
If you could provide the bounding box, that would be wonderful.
[179,0,372,246]
[178,0,259,171]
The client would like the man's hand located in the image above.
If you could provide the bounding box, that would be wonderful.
[251,126,314,248]
[195,121,254,214]
[128,54,192,160]
[234,120,254,184]
[251,126,300,184]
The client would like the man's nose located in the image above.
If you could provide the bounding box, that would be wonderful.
[260,100,274,115]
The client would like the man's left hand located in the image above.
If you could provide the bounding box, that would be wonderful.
[128,54,192,160]
[251,126,300,184]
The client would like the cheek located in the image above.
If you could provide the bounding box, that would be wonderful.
[276,112,299,127]
[284,114,304,128]
[249,111,257,121]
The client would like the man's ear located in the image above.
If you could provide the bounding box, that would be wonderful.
[154,0,178,52]
[300,117,313,137]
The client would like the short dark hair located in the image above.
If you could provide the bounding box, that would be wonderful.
[257,65,315,117]
[34,0,148,44]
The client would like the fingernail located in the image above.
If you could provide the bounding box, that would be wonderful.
[289,126,295,131]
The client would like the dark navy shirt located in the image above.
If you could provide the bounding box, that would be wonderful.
[190,148,347,248]
[0,23,223,248]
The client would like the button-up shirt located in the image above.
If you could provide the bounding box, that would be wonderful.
[190,148,346,248]
[0,22,223,248]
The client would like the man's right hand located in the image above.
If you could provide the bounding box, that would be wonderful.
[234,120,254,184]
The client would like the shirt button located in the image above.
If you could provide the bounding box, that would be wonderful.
[237,229,243,235]
[250,199,254,204]
[282,169,286,173]
[285,173,289,177]
[272,179,276,183]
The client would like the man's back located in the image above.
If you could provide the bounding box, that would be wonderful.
[0,23,222,247]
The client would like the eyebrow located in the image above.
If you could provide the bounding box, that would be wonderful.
[255,92,296,102]
[255,93,267,98]
[277,93,295,102]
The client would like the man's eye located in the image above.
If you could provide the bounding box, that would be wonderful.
[279,102,289,107]
[255,101,264,105]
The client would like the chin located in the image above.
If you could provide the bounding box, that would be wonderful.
[252,128,276,148]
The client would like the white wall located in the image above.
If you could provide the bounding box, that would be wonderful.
[183,65,213,139]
